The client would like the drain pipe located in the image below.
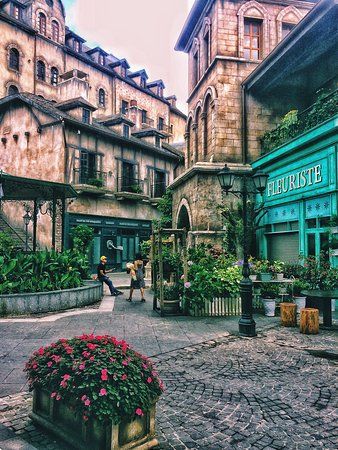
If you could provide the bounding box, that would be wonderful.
[241,84,248,165]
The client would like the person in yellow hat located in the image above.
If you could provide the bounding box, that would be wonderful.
[97,256,123,296]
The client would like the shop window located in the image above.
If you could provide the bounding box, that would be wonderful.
[244,18,262,60]
[307,234,316,257]
[319,217,331,228]
[36,60,46,81]
[290,221,299,231]
[98,88,106,107]
[8,85,19,95]
[306,219,316,229]
[282,22,295,39]
[52,20,60,42]
[9,48,20,71]
[38,12,47,35]
[51,67,59,85]
[123,124,130,138]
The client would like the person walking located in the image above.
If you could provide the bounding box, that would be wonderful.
[97,256,123,296]
[126,253,146,302]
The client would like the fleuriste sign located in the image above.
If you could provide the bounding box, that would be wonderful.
[267,164,324,197]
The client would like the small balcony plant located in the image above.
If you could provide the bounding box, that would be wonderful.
[25,334,163,450]
[271,260,285,280]
[255,259,274,282]
[260,283,280,317]
[88,178,104,188]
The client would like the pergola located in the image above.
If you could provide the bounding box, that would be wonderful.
[0,172,77,251]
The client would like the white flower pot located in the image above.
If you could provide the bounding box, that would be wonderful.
[249,274,257,281]
[276,273,284,281]
[294,296,306,313]
[262,298,276,317]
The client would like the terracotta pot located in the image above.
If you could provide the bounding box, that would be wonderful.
[30,388,158,450]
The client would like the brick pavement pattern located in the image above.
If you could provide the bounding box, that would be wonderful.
[0,286,337,449]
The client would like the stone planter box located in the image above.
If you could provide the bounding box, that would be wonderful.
[30,388,158,450]
[0,281,103,315]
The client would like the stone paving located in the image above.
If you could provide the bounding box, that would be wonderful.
[0,281,337,449]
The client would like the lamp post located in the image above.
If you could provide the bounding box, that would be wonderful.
[23,211,32,252]
[217,164,268,337]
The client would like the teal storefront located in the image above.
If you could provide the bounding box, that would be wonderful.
[252,117,338,266]
[66,214,152,272]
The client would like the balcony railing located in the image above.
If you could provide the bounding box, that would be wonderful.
[158,123,171,134]
[261,89,338,155]
[150,182,167,198]
[142,117,155,128]
[73,169,107,188]
[117,177,144,194]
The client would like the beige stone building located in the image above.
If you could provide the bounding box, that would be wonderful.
[0,0,186,269]
[171,0,317,244]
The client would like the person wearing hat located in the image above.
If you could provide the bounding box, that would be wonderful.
[97,256,123,296]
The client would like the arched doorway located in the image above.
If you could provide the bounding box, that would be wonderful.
[177,205,191,231]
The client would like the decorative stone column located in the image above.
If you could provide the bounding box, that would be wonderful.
[192,122,198,164]
[184,131,191,169]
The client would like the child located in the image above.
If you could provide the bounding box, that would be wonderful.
[126,259,146,302]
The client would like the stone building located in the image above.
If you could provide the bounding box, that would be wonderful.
[0,0,186,269]
[171,0,317,244]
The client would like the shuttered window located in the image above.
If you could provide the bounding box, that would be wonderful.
[267,232,299,263]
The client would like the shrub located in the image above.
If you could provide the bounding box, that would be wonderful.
[25,335,163,424]
[0,231,16,258]
[260,283,280,299]
[88,178,104,188]
[70,225,94,278]
[289,279,310,296]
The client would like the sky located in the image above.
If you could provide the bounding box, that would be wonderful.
[62,0,195,112]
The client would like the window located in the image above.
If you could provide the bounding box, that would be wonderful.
[193,51,199,86]
[244,19,262,60]
[153,170,166,197]
[98,54,105,66]
[73,40,81,52]
[36,60,46,81]
[98,88,106,107]
[122,161,135,192]
[121,65,127,77]
[141,109,147,124]
[9,48,20,71]
[52,20,60,42]
[8,85,19,95]
[155,136,161,147]
[158,86,163,97]
[158,117,164,131]
[140,77,146,88]
[123,124,130,138]
[13,5,21,20]
[170,124,173,134]
[203,30,210,69]
[282,22,295,39]
[38,12,47,35]
[79,151,96,184]
[121,100,129,115]
[82,108,90,124]
[51,67,59,85]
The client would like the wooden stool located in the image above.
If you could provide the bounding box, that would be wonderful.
[280,303,297,327]
[300,308,319,334]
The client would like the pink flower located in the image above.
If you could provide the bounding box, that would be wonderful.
[184,281,191,289]
[109,357,116,363]
[101,369,108,381]
[82,351,91,358]
[142,363,148,370]
[122,360,128,366]
[89,356,95,361]
[81,395,87,402]
[121,374,127,381]
[63,374,71,380]
[83,415,88,422]
[38,347,44,355]
[56,394,61,401]
[60,380,67,388]
[32,364,38,369]
[99,388,107,396]
[135,408,144,416]
[87,343,97,350]
[47,361,53,368]
[84,399,91,406]
[147,377,153,384]
[50,392,57,398]
[79,364,85,371]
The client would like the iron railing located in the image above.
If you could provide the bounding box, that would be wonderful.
[158,123,171,134]
[117,177,144,194]
[73,169,107,187]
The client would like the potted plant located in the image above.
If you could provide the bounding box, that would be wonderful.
[162,282,182,313]
[248,257,258,281]
[256,260,273,282]
[25,335,163,450]
[260,283,280,316]
[288,279,310,313]
[272,260,285,281]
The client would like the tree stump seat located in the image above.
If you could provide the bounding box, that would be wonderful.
[280,303,297,327]
[300,308,319,335]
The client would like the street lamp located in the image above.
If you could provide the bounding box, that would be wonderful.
[23,211,32,252]
[217,164,269,337]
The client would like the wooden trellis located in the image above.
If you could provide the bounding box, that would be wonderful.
[151,228,188,316]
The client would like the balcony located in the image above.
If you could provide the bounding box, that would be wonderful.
[261,89,338,155]
[72,169,107,195]
[158,123,171,134]
[115,177,148,201]
[142,117,155,128]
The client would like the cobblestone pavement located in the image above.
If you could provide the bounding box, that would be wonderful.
[0,285,337,449]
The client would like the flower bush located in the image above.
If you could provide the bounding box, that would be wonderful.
[25,334,163,424]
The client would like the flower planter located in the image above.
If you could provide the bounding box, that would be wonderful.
[259,273,273,282]
[294,296,306,314]
[261,298,276,316]
[163,299,180,314]
[30,388,158,450]
[276,273,284,281]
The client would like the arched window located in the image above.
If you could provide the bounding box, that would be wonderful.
[9,48,20,71]
[51,67,59,85]
[98,88,106,107]
[36,60,46,81]
[203,94,212,159]
[52,20,60,42]
[38,12,47,35]
[8,85,19,95]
